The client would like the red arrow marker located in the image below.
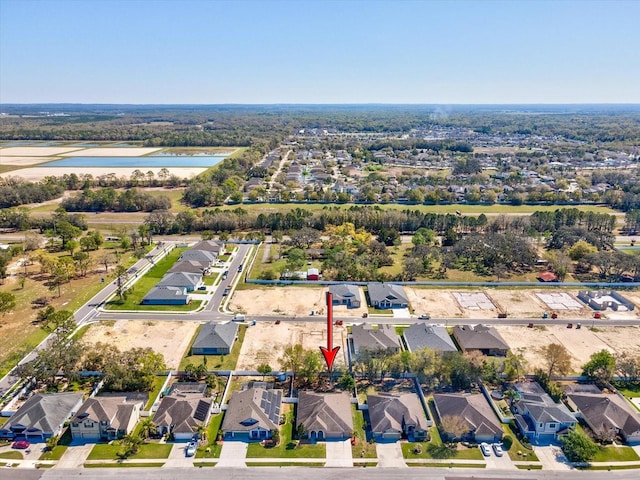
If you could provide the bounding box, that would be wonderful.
[320,292,340,370]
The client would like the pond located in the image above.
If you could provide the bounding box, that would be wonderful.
[42,155,227,168]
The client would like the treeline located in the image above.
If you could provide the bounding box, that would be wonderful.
[61,188,171,212]
[367,138,473,153]
[0,177,65,208]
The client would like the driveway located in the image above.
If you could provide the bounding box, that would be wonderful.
[535,445,571,470]
[56,442,94,468]
[325,439,352,467]
[483,448,516,470]
[163,443,195,468]
[216,440,248,467]
[375,442,406,467]
[393,308,411,318]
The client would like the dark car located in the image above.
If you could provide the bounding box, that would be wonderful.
[12,440,30,449]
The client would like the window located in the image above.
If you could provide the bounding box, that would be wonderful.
[549,423,556,429]
[539,423,544,428]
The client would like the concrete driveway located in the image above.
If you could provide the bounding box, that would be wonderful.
[535,445,571,470]
[217,440,248,467]
[483,447,516,470]
[375,442,406,467]
[163,443,195,468]
[325,439,352,467]
[54,442,94,469]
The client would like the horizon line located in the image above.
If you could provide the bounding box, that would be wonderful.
[2,102,640,107]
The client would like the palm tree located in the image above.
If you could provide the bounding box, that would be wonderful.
[139,417,155,440]
[195,423,207,443]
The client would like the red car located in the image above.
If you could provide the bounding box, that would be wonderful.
[12,440,30,449]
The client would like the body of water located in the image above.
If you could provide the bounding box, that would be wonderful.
[43,155,227,168]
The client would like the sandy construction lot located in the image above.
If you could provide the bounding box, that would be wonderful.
[236,321,348,370]
[230,287,327,316]
[488,290,547,317]
[63,147,161,157]
[0,156,56,166]
[0,146,82,156]
[496,325,640,374]
[405,287,463,318]
[83,320,199,369]
[620,291,640,310]
[0,166,206,181]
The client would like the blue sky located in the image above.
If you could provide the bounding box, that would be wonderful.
[1,0,638,104]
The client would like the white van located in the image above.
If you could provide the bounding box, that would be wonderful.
[232,314,246,322]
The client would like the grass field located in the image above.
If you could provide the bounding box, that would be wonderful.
[195,412,224,458]
[591,446,640,462]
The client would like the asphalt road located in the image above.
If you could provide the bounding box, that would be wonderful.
[2,466,637,480]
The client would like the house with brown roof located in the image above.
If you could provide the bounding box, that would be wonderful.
[367,392,430,441]
[432,393,503,443]
[452,324,509,356]
[222,387,283,440]
[70,393,147,441]
[153,383,212,441]
[297,391,353,441]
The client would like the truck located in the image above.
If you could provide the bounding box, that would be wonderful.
[233,314,246,322]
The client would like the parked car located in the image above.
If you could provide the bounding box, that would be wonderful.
[551,313,558,319]
[362,312,368,318]
[527,323,534,328]
[576,323,582,329]
[492,443,504,456]
[418,314,431,320]
[567,323,573,329]
[12,440,30,449]
[497,313,507,318]
[185,441,197,457]
[593,312,602,319]
[480,442,491,456]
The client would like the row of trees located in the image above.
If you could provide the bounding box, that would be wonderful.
[61,187,172,213]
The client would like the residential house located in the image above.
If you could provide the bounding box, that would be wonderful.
[512,381,576,441]
[432,393,503,443]
[403,324,458,353]
[141,286,190,305]
[70,393,147,441]
[367,283,409,309]
[169,260,207,275]
[328,284,362,308]
[190,240,225,256]
[179,249,217,267]
[452,325,509,356]
[0,392,83,442]
[157,272,203,292]
[565,384,640,445]
[190,322,239,355]
[153,383,212,441]
[367,393,430,441]
[221,387,283,440]
[297,391,353,441]
[350,324,400,356]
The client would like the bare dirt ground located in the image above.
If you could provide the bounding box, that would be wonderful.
[63,147,162,156]
[230,287,327,316]
[1,166,207,181]
[235,321,348,371]
[496,325,640,374]
[83,320,198,369]
[0,146,83,156]
[404,287,463,318]
[620,291,640,310]
[0,156,57,166]
[488,290,548,317]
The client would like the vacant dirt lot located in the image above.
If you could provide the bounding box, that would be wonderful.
[488,290,547,317]
[63,147,162,157]
[0,146,82,156]
[1,166,207,181]
[230,287,327,316]
[84,320,198,369]
[496,325,640,374]
[235,321,348,371]
[405,287,463,318]
[0,156,54,166]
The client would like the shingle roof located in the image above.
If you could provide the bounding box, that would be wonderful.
[157,272,202,288]
[404,324,458,352]
[367,283,409,306]
[433,393,502,439]
[2,392,83,436]
[328,284,361,303]
[191,322,239,351]
[72,395,145,431]
[568,391,640,438]
[169,260,207,274]
[368,393,428,435]
[179,250,217,264]
[513,382,575,425]
[351,324,399,352]
[190,240,224,254]
[153,393,212,434]
[297,391,353,437]
[143,286,188,301]
[453,325,509,351]
[222,388,282,433]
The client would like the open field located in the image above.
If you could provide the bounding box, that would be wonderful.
[496,325,640,374]
[0,156,57,166]
[83,320,198,369]
[235,321,348,370]
[1,166,207,181]
[229,286,326,316]
[0,146,82,156]
[63,147,162,157]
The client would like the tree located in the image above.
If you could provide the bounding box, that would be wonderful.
[300,350,322,385]
[337,372,355,390]
[115,264,129,300]
[541,343,572,378]
[139,417,155,440]
[73,251,92,277]
[54,220,82,249]
[568,240,598,261]
[560,429,598,463]
[98,251,114,273]
[45,435,59,452]
[0,292,16,316]
[582,349,616,385]
[257,363,273,380]
[270,428,280,445]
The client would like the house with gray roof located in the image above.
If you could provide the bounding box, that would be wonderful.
[452,324,509,356]
[141,286,190,305]
[368,392,430,441]
[190,240,225,255]
[70,393,147,441]
[179,249,217,267]
[367,283,409,309]
[329,284,361,308]
[297,391,353,441]
[512,381,576,441]
[222,387,283,440]
[565,385,640,445]
[350,324,400,356]
[191,322,239,355]
[432,393,503,443]
[0,392,83,442]
[153,383,212,441]
[157,272,203,292]
[404,324,458,353]
[169,260,207,274]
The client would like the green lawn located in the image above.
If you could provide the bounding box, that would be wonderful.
[0,451,23,460]
[195,412,224,459]
[203,273,219,286]
[615,383,640,399]
[39,446,68,461]
[246,462,325,467]
[84,462,165,468]
[591,446,640,462]
[145,375,168,410]
[502,423,538,462]
[87,442,172,460]
[352,406,377,458]
[181,324,246,370]
[516,464,543,470]
[402,423,483,460]
[246,406,325,458]
[104,247,188,310]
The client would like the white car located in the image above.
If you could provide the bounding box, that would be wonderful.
[185,441,197,457]
[480,442,491,456]
[492,443,504,456]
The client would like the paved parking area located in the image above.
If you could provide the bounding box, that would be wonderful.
[375,442,406,467]
[325,439,352,467]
